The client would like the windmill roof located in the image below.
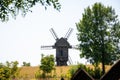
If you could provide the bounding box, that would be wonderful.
[54,37,71,48]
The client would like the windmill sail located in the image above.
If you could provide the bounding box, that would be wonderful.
[64,28,73,40]
[68,55,73,65]
[50,28,59,41]
[41,45,53,50]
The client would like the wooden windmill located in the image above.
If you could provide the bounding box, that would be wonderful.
[41,28,73,66]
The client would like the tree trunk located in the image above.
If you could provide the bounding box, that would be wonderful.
[102,52,105,75]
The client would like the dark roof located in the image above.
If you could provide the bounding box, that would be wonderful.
[100,60,120,80]
[71,68,94,80]
[54,37,71,48]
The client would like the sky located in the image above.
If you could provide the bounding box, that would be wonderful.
[0,0,120,66]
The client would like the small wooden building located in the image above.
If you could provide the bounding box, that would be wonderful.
[100,60,120,80]
[71,68,94,80]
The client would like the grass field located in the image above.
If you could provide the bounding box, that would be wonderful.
[18,64,111,80]
[18,66,72,79]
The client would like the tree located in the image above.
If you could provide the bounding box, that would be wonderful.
[0,61,19,80]
[0,0,61,22]
[23,62,31,66]
[76,3,120,74]
[10,61,19,78]
[0,64,11,80]
[40,54,55,78]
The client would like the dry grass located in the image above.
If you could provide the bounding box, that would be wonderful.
[18,66,39,78]
[86,64,111,71]
[18,65,111,79]
[18,66,71,79]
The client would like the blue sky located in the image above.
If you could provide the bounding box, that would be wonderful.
[0,0,120,66]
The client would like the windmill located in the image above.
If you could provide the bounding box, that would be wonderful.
[41,28,73,66]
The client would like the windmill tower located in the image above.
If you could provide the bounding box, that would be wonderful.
[41,28,73,66]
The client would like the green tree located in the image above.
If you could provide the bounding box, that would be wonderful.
[40,54,55,78]
[0,64,11,80]
[76,3,120,74]
[0,0,61,22]
[23,62,31,66]
[10,61,19,78]
[0,61,19,80]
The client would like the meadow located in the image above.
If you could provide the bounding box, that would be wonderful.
[18,65,111,80]
[18,66,71,80]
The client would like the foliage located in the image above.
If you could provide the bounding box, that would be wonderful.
[68,64,102,79]
[76,2,120,73]
[68,65,78,77]
[52,69,57,79]
[22,62,31,66]
[35,70,42,79]
[0,65,11,80]
[0,61,19,80]
[40,54,55,78]
[0,0,61,22]
[93,67,102,79]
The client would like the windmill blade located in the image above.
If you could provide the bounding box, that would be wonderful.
[41,45,53,50]
[71,45,79,49]
[50,28,59,41]
[68,55,73,65]
[64,28,73,40]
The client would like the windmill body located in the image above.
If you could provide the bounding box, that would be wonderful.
[41,28,73,66]
[53,37,72,66]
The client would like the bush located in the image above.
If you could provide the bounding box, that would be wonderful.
[68,64,102,79]
[78,64,102,79]
[0,61,19,80]
[93,67,102,79]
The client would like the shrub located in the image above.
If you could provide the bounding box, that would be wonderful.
[68,64,102,79]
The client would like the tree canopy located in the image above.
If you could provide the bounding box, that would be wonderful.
[0,0,61,22]
[0,61,19,80]
[40,54,55,76]
[76,3,120,74]
[22,62,31,66]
